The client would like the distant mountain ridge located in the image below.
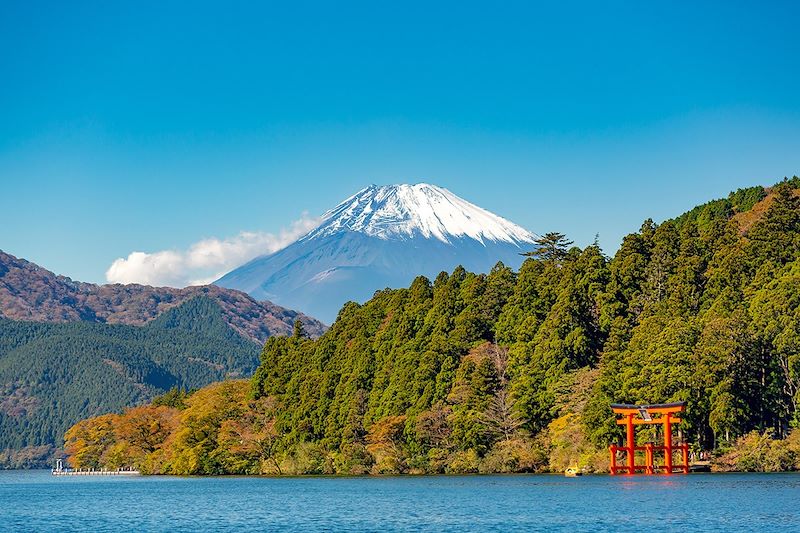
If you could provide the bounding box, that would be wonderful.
[0,250,326,342]
[216,183,538,322]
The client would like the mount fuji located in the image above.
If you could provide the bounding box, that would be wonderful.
[215,183,538,323]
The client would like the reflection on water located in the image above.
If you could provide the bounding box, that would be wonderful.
[1,470,799,532]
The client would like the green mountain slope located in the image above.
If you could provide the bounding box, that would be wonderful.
[0,296,261,467]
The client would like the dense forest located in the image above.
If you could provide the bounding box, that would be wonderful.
[0,297,260,468]
[65,178,800,474]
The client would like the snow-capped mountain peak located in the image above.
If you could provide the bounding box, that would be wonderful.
[217,182,539,322]
[301,183,536,245]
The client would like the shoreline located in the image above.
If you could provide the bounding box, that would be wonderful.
[6,468,800,478]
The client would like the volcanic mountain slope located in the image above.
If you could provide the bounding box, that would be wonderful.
[216,183,538,322]
[0,250,326,341]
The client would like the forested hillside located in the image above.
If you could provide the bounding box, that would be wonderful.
[0,296,261,468]
[65,178,800,475]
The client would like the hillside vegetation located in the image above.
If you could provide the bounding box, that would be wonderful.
[0,296,261,468]
[65,178,800,474]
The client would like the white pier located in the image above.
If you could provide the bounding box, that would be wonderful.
[52,459,140,476]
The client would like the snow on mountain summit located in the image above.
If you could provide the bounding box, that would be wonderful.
[216,182,539,322]
[302,183,536,245]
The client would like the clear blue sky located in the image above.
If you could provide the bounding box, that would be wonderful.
[1,1,799,284]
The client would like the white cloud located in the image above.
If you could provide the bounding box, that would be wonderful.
[105,214,320,287]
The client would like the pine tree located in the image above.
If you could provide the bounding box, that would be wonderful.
[520,232,574,263]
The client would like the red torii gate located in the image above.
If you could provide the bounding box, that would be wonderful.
[609,402,689,475]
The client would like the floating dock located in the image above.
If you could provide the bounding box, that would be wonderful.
[52,459,139,476]
[52,468,140,476]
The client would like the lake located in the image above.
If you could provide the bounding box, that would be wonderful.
[1,470,799,532]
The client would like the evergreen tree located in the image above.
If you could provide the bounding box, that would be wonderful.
[520,232,574,263]
[293,319,307,339]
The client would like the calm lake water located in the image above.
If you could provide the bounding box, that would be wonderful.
[1,470,799,532]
